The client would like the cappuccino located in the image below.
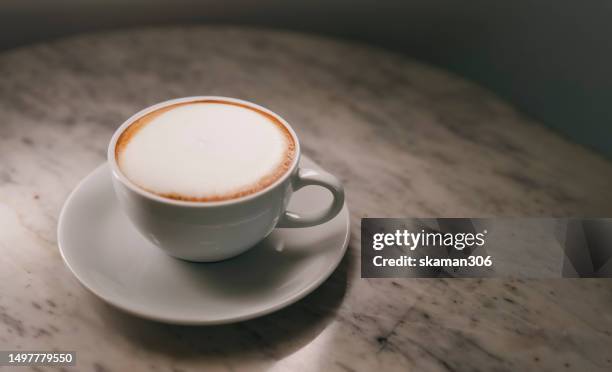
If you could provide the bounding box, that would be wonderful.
[115,100,296,202]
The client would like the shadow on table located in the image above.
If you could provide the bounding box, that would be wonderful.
[94,249,350,363]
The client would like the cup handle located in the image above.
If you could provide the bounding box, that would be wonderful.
[276,167,345,228]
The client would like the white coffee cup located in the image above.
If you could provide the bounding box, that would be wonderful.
[107,96,344,262]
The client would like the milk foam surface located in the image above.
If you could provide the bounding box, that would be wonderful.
[117,102,293,200]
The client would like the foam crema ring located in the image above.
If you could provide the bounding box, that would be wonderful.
[115,100,296,202]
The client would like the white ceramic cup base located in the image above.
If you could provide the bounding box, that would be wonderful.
[58,156,350,324]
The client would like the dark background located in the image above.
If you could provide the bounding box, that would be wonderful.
[2,0,611,158]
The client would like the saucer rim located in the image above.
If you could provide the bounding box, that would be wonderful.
[58,162,350,325]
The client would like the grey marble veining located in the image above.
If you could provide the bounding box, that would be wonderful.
[0,26,611,372]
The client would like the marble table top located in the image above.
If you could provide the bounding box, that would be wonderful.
[1,26,611,372]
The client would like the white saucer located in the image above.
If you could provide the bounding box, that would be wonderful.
[58,156,349,325]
